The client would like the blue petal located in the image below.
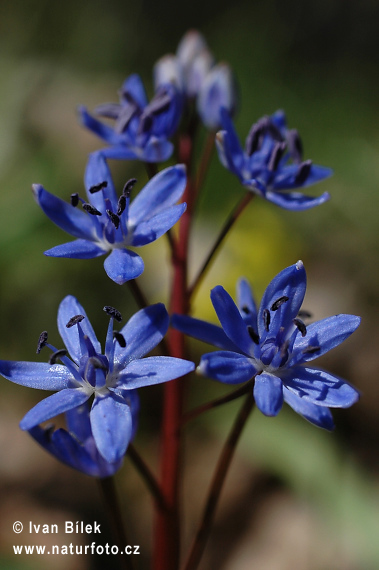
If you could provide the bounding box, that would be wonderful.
[141,137,174,163]
[0,361,73,390]
[283,388,334,430]
[131,203,186,246]
[33,184,97,240]
[117,356,194,389]
[258,261,306,338]
[265,190,330,211]
[99,145,141,161]
[78,106,122,145]
[128,165,186,226]
[90,392,133,463]
[84,152,118,212]
[281,366,360,408]
[20,389,89,430]
[273,164,333,190]
[171,314,240,352]
[211,286,255,355]
[57,295,101,363]
[237,278,258,329]
[288,314,361,367]
[44,239,106,259]
[254,373,283,416]
[115,303,169,365]
[121,74,148,109]
[65,403,92,442]
[103,248,144,284]
[198,351,258,384]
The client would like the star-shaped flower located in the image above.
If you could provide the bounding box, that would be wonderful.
[33,154,187,284]
[172,261,360,429]
[216,109,332,210]
[0,296,194,463]
[79,74,182,162]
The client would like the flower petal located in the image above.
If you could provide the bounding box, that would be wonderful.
[283,388,334,430]
[20,388,89,430]
[121,74,148,108]
[84,152,118,212]
[131,203,186,246]
[237,278,258,329]
[115,303,169,365]
[140,137,174,163]
[90,392,133,463]
[198,351,258,384]
[264,190,330,211]
[171,314,240,352]
[78,105,122,145]
[33,184,97,240]
[103,248,144,284]
[57,295,101,363]
[211,286,255,355]
[281,366,360,408]
[0,361,73,390]
[289,314,361,367]
[117,356,194,389]
[273,164,333,190]
[44,239,106,259]
[128,165,186,226]
[253,373,283,416]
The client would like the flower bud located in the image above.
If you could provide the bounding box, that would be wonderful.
[197,63,238,129]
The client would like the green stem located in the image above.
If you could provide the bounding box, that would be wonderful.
[127,278,149,311]
[183,392,255,570]
[127,444,169,513]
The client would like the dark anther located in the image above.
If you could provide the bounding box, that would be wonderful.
[89,181,108,194]
[263,309,271,331]
[268,141,287,171]
[49,349,67,365]
[103,306,122,322]
[271,296,289,311]
[298,309,312,319]
[117,195,127,216]
[294,159,312,185]
[66,314,85,328]
[106,210,120,230]
[82,203,102,216]
[123,178,137,197]
[247,325,259,344]
[113,331,126,347]
[70,193,79,207]
[287,129,303,164]
[302,345,320,355]
[36,331,48,354]
[293,318,307,337]
[88,356,107,371]
[241,305,250,314]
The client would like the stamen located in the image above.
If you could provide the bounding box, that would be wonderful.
[89,181,108,194]
[113,331,126,347]
[263,309,271,331]
[247,325,259,344]
[280,339,290,358]
[82,203,102,216]
[66,314,85,328]
[271,296,289,311]
[287,129,303,164]
[117,195,127,216]
[103,306,122,322]
[302,345,320,354]
[294,159,312,185]
[70,193,79,207]
[87,356,107,370]
[268,141,287,171]
[49,349,68,364]
[123,178,137,197]
[298,309,312,319]
[293,318,307,337]
[36,331,48,354]
[106,210,120,230]
[241,305,250,314]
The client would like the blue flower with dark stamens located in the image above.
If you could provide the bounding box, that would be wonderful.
[33,154,187,284]
[79,74,182,162]
[28,393,139,477]
[0,296,195,463]
[172,261,360,429]
[216,109,332,210]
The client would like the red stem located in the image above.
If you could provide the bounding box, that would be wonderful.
[153,134,195,570]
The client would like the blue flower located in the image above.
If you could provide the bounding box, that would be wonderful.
[28,394,138,477]
[172,261,360,429]
[216,109,332,210]
[79,74,183,162]
[0,296,195,463]
[33,154,187,284]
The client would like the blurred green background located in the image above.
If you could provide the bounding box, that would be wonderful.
[0,0,378,568]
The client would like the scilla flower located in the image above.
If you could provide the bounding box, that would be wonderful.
[0,296,194,463]
[216,109,332,210]
[79,74,182,162]
[33,154,187,284]
[172,261,360,429]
